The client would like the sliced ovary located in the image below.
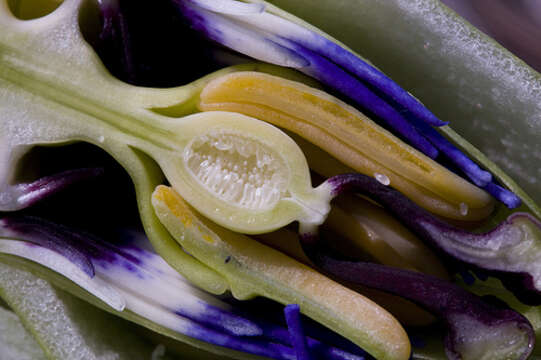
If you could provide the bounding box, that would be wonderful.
[198,71,494,221]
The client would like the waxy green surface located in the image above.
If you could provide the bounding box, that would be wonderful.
[0,303,47,360]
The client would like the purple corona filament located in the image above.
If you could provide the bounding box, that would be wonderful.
[316,173,541,304]
[284,304,312,360]
[280,39,439,159]
[13,168,104,210]
[0,216,95,277]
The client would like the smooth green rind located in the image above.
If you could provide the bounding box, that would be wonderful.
[0,306,47,360]
[264,0,541,209]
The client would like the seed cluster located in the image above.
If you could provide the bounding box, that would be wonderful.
[184,132,288,209]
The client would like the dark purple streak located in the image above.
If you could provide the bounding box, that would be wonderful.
[0,216,95,277]
[15,168,104,209]
[409,116,492,187]
[324,173,541,304]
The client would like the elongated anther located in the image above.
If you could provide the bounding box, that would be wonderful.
[292,135,495,221]
[299,243,534,360]
[280,40,439,159]
[198,71,494,220]
[152,185,411,360]
[326,198,449,279]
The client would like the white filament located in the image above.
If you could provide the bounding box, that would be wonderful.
[186,3,308,68]
[0,239,125,311]
[228,9,315,45]
[188,0,266,16]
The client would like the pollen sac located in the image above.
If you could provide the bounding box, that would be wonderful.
[198,71,496,221]
[184,130,289,210]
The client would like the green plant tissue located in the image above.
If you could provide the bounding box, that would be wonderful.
[0,306,47,360]
[0,262,159,360]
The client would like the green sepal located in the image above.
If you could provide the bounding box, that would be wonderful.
[0,305,47,360]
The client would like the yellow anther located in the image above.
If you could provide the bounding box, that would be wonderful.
[198,71,495,221]
[152,186,411,360]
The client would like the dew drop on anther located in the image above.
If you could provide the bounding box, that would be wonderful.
[184,131,289,210]
[460,202,469,216]
[151,344,166,360]
[374,173,390,186]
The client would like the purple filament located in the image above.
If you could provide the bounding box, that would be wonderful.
[15,168,104,209]
[284,304,311,360]
[324,173,541,304]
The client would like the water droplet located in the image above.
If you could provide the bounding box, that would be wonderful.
[98,135,105,143]
[374,173,390,186]
[459,202,469,216]
[151,344,166,360]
